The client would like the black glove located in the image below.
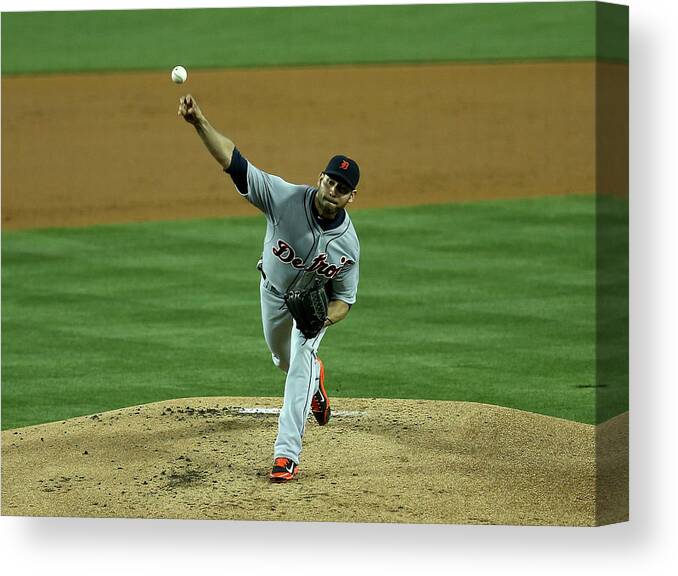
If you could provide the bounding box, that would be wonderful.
[284,281,329,339]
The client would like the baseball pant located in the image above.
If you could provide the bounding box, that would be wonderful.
[260,278,326,464]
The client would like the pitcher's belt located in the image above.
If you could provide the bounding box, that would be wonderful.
[258,265,283,297]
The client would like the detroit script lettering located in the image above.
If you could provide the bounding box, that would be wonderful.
[272,239,354,279]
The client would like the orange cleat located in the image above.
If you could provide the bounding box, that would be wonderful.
[310,358,331,426]
[269,457,299,483]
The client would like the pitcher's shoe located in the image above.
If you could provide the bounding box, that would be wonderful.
[310,358,331,425]
[269,457,299,483]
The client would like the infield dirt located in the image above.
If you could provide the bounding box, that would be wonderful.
[1,397,628,526]
[2,61,627,230]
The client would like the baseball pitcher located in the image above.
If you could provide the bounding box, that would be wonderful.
[178,94,361,482]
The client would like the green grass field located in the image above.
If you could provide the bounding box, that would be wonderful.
[1,4,629,431]
[1,197,628,430]
[1,2,628,74]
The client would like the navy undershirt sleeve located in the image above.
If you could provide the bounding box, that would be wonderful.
[224,147,248,195]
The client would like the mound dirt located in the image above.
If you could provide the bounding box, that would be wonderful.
[1,397,627,526]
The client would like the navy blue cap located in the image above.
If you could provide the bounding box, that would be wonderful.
[324,155,360,190]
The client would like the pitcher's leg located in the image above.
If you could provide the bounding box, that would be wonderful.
[273,326,325,463]
[259,279,292,372]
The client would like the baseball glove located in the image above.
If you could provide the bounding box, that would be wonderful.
[284,281,329,339]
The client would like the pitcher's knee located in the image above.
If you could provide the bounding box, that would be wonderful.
[271,354,289,373]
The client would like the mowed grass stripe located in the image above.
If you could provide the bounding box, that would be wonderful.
[2,197,625,429]
[1,3,627,75]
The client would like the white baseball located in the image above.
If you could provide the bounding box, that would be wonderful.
[171,65,188,84]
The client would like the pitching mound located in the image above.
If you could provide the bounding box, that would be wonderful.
[1,397,627,526]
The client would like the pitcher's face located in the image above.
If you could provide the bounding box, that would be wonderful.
[316,173,355,217]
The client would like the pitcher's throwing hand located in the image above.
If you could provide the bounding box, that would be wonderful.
[178,94,204,126]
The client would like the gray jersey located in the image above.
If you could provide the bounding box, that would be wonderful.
[242,162,360,304]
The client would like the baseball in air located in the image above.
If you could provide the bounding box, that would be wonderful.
[171,65,188,84]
